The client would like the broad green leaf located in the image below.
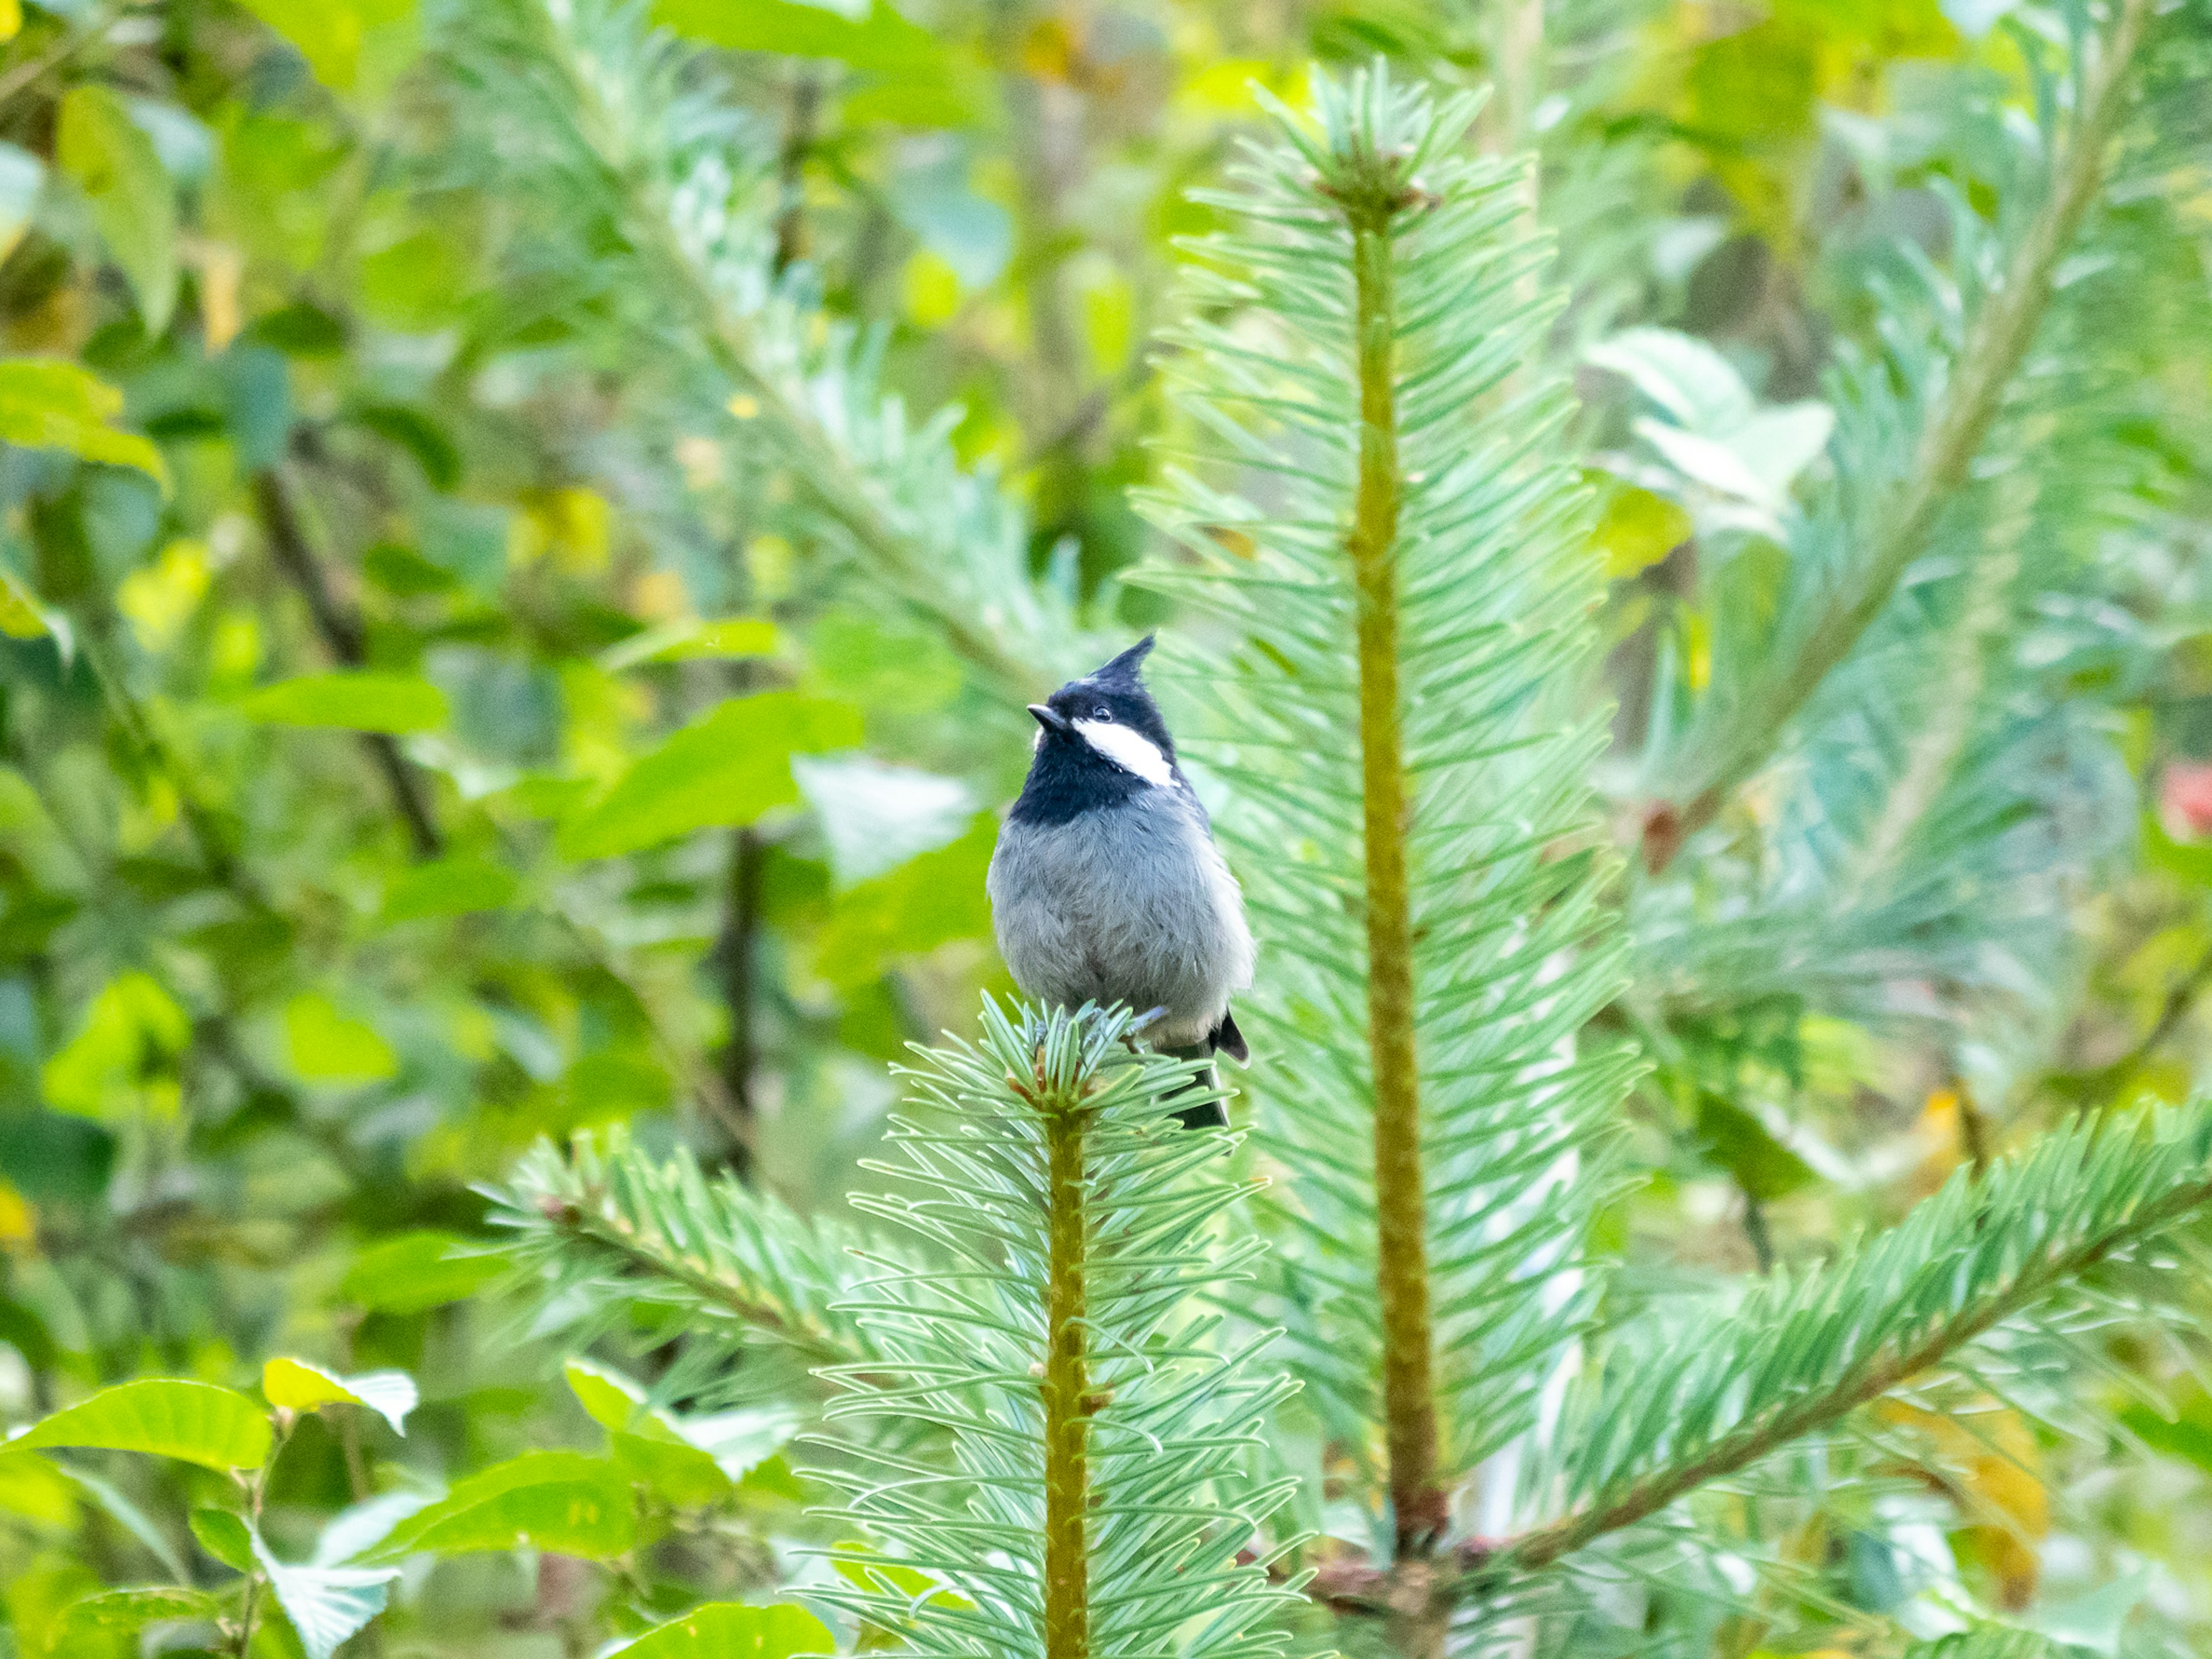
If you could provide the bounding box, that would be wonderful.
[792,756,975,886]
[351,402,460,488]
[558,692,862,861]
[597,615,778,671]
[358,226,471,331]
[253,1529,399,1659]
[55,86,176,334]
[284,993,398,1085]
[238,671,448,734]
[233,0,419,96]
[361,539,455,596]
[0,569,47,638]
[565,1363,793,1498]
[611,1430,733,1509]
[654,0,978,126]
[1591,478,1692,579]
[1586,327,1753,433]
[342,1230,501,1313]
[2142,809,2212,886]
[0,1111,114,1207]
[565,1357,666,1438]
[567,1359,731,1507]
[677,1407,801,1479]
[654,0,932,73]
[262,1358,418,1435]
[46,1587,215,1654]
[362,1450,634,1563]
[0,359,165,484]
[13,1380,271,1472]
[2121,1398,2212,1473]
[5,1557,103,1659]
[2024,1570,2149,1658]
[312,1490,437,1566]
[609,1601,834,1658]
[55,1465,187,1579]
[1726,401,1834,493]
[1635,418,1775,507]
[40,971,190,1119]
[379,854,517,922]
[0,1450,77,1529]
[1692,1091,1817,1202]
[813,816,996,988]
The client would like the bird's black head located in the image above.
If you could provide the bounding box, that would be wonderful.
[1010,637,1182,826]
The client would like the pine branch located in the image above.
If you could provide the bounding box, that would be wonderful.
[1040,1050,1091,1659]
[1505,1099,2212,1571]
[483,1127,896,1391]
[809,1002,1304,1659]
[1337,119,1446,1558]
[1647,0,2154,862]
[444,0,1089,701]
[1137,66,1633,1613]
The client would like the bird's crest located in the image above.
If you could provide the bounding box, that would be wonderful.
[1085,635,1156,690]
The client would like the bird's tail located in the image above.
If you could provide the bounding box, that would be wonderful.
[1169,1065,1228,1131]
[1160,1047,1229,1130]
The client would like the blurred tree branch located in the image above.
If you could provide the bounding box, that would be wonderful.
[1643,0,2153,869]
[252,464,445,862]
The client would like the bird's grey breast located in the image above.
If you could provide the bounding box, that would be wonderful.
[987,787,1252,1044]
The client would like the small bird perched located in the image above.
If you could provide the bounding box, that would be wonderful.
[987,636,1253,1129]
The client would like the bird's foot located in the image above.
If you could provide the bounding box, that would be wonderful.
[1126,1005,1169,1045]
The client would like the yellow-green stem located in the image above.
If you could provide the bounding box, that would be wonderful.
[1345,183,1445,1558]
[231,1416,291,1658]
[1041,1093,1090,1659]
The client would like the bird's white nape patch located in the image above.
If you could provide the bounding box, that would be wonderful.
[1074,719,1174,786]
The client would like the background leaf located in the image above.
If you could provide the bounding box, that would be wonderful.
[0,360,165,483]
[362,1452,635,1563]
[608,1601,834,1658]
[238,672,448,734]
[13,1381,271,1472]
[558,692,862,859]
[262,1358,418,1435]
[55,86,176,332]
[253,1529,400,1659]
[46,1587,214,1654]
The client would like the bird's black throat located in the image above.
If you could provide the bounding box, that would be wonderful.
[1007,730,1148,827]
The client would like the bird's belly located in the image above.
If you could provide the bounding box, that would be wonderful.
[987,799,1249,1046]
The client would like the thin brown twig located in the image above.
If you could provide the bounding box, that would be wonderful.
[2059,940,2212,1099]
[252,465,444,861]
[770,66,819,276]
[700,67,822,1178]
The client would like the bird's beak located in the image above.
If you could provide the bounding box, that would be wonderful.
[1028,704,1073,736]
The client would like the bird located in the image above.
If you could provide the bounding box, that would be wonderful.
[986,635,1253,1129]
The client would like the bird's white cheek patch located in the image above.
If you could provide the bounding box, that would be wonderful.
[1074,720,1174,786]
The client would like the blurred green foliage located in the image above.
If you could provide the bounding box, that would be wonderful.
[0,0,2207,1654]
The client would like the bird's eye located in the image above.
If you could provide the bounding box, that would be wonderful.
[1093,706,1112,721]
